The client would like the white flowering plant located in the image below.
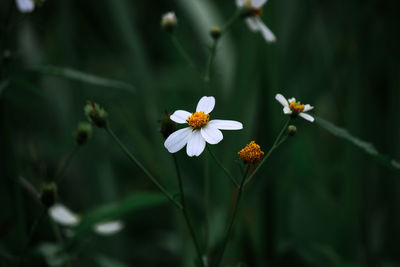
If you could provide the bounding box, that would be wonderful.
[3,1,399,267]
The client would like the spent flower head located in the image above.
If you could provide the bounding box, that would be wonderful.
[210,26,222,40]
[84,101,107,128]
[236,0,276,43]
[75,122,92,145]
[39,182,57,208]
[164,96,243,157]
[160,112,177,139]
[161,11,177,32]
[288,125,297,136]
[238,141,264,164]
[275,93,314,122]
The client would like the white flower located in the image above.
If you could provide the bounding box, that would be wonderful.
[161,11,177,28]
[16,0,35,13]
[164,96,243,157]
[236,0,276,43]
[49,204,80,226]
[94,221,124,236]
[275,93,314,122]
[49,204,123,236]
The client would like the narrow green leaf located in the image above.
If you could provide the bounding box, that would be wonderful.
[30,65,136,92]
[71,193,167,241]
[95,254,129,267]
[316,117,400,174]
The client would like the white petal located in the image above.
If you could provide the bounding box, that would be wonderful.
[275,94,288,107]
[251,0,267,8]
[170,110,191,124]
[164,127,192,153]
[186,130,206,157]
[200,126,223,145]
[49,204,80,227]
[208,120,243,130]
[255,18,276,43]
[299,112,314,122]
[94,221,124,235]
[16,0,34,13]
[288,97,296,103]
[303,104,314,112]
[196,96,215,114]
[236,0,245,7]
[283,107,292,114]
[245,18,259,32]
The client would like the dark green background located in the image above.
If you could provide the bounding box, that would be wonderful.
[1,0,399,266]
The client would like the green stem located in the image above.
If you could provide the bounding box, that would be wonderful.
[244,117,291,186]
[173,155,205,267]
[214,166,249,266]
[105,125,182,210]
[204,152,210,254]
[221,10,242,34]
[170,34,200,74]
[18,207,46,265]
[56,145,80,183]
[204,40,218,84]
[204,10,241,86]
[207,146,239,187]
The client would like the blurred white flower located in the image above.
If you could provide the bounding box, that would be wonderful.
[236,0,276,43]
[94,221,124,236]
[275,93,314,122]
[16,0,35,13]
[164,96,243,157]
[161,11,177,30]
[49,203,123,236]
[48,204,80,227]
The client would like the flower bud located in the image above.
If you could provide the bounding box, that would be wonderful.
[39,182,57,208]
[84,101,107,128]
[3,49,11,61]
[210,26,222,40]
[161,12,177,33]
[160,112,177,139]
[75,122,92,145]
[288,125,297,136]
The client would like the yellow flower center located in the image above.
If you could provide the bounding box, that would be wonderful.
[187,112,209,129]
[238,141,264,164]
[289,100,305,114]
[244,0,263,16]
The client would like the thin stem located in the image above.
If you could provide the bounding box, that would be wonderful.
[244,118,291,186]
[105,125,182,210]
[221,10,242,34]
[207,146,239,187]
[214,166,249,266]
[204,39,218,84]
[18,207,46,265]
[204,10,241,86]
[56,145,80,183]
[204,152,210,254]
[173,155,205,267]
[170,34,200,74]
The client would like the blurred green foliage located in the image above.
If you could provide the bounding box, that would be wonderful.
[1,0,399,266]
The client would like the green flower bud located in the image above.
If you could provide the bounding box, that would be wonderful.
[3,49,11,61]
[75,122,92,145]
[39,182,57,208]
[84,101,107,128]
[210,26,222,40]
[160,112,177,139]
[288,125,297,136]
